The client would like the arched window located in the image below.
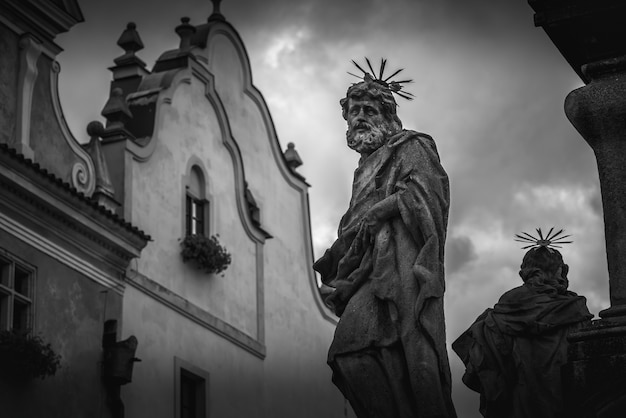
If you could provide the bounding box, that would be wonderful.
[185,165,208,236]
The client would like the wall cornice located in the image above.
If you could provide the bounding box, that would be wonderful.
[0,0,83,41]
[127,270,266,359]
[0,147,148,278]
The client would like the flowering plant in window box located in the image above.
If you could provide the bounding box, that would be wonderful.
[180,234,232,275]
[0,330,61,381]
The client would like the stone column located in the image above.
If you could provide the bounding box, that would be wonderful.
[565,56,626,320]
[561,55,626,417]
[527,1,626,413]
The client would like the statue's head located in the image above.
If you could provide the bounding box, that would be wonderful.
[519,246,569,294]
[341,79,403,156]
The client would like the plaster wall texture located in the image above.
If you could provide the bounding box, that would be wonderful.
[121,23,344,417]
[0,19,94,194]
[29,56,79,183]
[123,284,266,418]
[206,32,322,318]
[0,231,121,418]
[208,35,274,216]
[205,30,344,416]
[131,75,258,337]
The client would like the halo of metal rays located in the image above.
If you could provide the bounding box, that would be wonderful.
[347,58,415,101]
[514,227,573,250]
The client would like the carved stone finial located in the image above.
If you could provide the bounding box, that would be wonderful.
[175,17,196,50]
[114,22,146,67]
[86,120,105,138]
[284,142,303,170]
[101,87,133,133]
[84,121,119,213]
[212,0,222,13]
[117,22,143,54]
[209,0,226,22]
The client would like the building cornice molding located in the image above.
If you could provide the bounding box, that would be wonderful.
[0,211,125,296]
[0,150,148,273]
[0,0,83,42]
[126,270,266,359]
[0,12,97,194]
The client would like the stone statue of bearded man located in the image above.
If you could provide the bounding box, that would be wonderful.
[314,74,457,418]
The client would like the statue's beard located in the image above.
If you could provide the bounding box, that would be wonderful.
[346,121,389,155]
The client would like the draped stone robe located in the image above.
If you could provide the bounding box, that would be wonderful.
[314,129,456,418]
[453,280,592,418]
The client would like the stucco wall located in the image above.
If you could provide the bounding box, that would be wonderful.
[123,284,266,418]
[0,17,94,194]
[131,74,259,338]
[29,56,79,184]
[122,21,344,417]
[207,32,344,416]
[0,230,121,418]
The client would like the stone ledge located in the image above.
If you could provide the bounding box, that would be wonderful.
[126,270,266,359]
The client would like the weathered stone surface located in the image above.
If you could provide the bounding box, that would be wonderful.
[527,2,626,416]
[561,58,626,415]
[453,247,592,418]
[529,0,626,84]
[314,72,456,417]
[565,56,626,312]
[563,322,626,417]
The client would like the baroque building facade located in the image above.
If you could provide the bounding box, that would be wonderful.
[0,1,345,417]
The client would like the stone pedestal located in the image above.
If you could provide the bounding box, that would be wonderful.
[562,56,626,418]
[527,1,626,415]
[566,56,626,314]
[563,322,626,417]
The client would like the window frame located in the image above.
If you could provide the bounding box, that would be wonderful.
[182,161,212,238]
[174,357,210,418]
[0,250,35,333]
[185,192,209,237]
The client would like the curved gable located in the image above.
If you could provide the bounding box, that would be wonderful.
[199,20,336,324]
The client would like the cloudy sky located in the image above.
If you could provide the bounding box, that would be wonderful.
[56,0,608,415]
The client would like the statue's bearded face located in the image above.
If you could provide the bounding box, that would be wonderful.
[345,98,392,155]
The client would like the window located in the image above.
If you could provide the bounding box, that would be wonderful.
[186,195,206,236]
[0,253,34,332]
[175,357,209,418]
[180,369,205,418]
[185,165,209,237]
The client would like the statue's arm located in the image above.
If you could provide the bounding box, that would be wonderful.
[363,194,400,232]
